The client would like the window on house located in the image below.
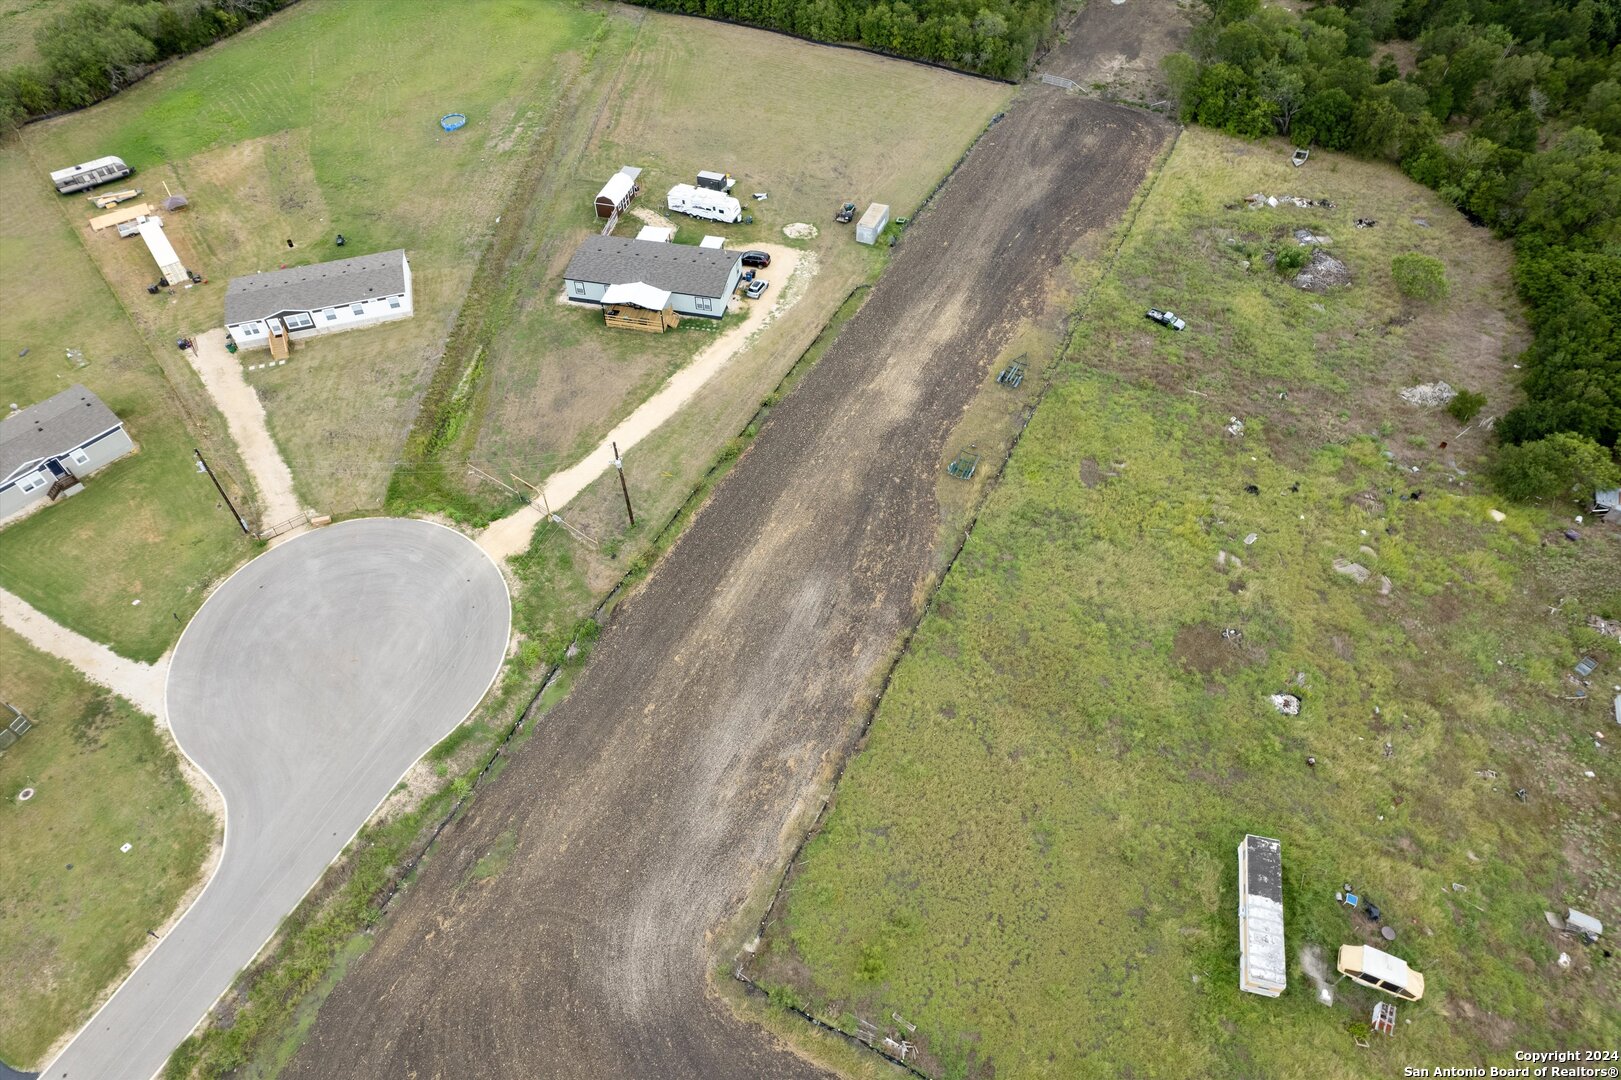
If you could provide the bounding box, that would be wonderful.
[70,448,90,467]
[572,280,587,296]
[284,312,314,330]
[323,308,337,322]
[695,296,712,312]
[352,303,365,316]
[18,474,45,493]
[388,296,401,309]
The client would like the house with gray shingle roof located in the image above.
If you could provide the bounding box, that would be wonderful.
[563,236,741,318]
[2,385,135,520]
[224,249,412,351]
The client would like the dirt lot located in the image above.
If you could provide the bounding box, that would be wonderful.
[1041,0,1194,104]
[285,90,1170,1079]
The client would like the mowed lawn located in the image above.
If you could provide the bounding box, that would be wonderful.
[0,149,248,662]
[750,129,1621,1078]
[19,0,598,514]
[0,627,214,1068]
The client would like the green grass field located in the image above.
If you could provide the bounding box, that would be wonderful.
[0,626,214,1068]
[0,0,50,69]
[748,129,1621,1079]
[0,148,250,662]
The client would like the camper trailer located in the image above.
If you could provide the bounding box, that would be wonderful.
[1336,945,1425,1001]
[667,183,742,224]
[50,156,134,195]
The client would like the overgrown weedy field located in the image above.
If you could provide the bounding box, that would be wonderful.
[748,128,1620,1079]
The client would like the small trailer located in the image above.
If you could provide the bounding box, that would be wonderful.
[1337,944,1425,1001]
[51,156,134,194]
[667,183,742,224]
[856,203,890,245]
[1238,835,1287,997]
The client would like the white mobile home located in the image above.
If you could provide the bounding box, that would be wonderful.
[563,236,742,319]
[137,216,189,286]
[856,203,891,245]
[225,249,413,351]
[1238,834,1286,997]
[1,386,135,520]
[666,183,742,224]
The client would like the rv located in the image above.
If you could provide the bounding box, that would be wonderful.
[667,183,742,224]
[50,156,134,195]
[1336,944,1425,1001]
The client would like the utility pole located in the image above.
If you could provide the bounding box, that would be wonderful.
[612,441,634,527]
[194,448,250,535]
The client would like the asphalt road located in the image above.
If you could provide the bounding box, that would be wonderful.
[287,90,1170,1079]
[41,519,509,1080]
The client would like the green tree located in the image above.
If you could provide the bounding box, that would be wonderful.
[1490,433,1621,501]
[1391,252,1449,300]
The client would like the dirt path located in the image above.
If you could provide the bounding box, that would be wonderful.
[187,329,305,530]
[629,206,678,232]
[478,242,808,562]
[0,585,168,717]
[288,91,1170,1079]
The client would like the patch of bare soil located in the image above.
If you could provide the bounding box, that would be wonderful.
[1041,0,1194,104]
[285,92,1171,1080]
[1293,248,1352,291]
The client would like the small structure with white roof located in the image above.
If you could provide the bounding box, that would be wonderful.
[856,202,891,245]
[636,225,675,243]
[699,235,725,249]
[138,216,188,286]
[595,166,641,219]
[1238,834,1286,997]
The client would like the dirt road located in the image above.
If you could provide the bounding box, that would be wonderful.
[0,585,168,717]
[288,90,1170,1079]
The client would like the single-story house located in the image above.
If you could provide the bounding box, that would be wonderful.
[1,385,135,519]
[225,249,412,351]
[595,165,642,219]
[563,236,742,319]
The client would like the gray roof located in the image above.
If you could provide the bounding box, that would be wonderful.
[2,385,123,480]
[224,249,408,324]
[1243,834,1282,902]
[563,236,740,298]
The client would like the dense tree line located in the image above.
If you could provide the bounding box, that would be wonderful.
[1165,0,1621,462]
[625,0,1059,80]
[0,0,294,132]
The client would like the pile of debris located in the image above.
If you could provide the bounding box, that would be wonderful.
[1399,381,1458,407]
[1293,249,1352,292]
[1294,228,1333,245]
[782,222,817,239]
[1245,192,1337,209]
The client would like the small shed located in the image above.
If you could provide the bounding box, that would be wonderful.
[595,171,636,219]
[636,225,675,243]
[138,216,188,285]
[699,235,725,249]
[601,281,678,333]
[856,203,891,245]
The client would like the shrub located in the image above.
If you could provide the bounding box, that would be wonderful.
[1274,246,1309,274]
[1447,389,1487,423]
[1391,253,1449,301]
[1490,432,1621,502]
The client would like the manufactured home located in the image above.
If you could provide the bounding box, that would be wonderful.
[667,183,742,224]
[1238,835,1286,997]
[225,250,413,352]
[50,156,133,195]
[563,236,742,319]
[1336,944,1425,1001]
[1,386,135,520]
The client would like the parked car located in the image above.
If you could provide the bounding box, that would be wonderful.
[745,279,769,299]
[1146,308,1186,331]
[741,250,771,268]
[836,202,855,223]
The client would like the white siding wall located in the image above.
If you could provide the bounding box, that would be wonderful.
[0,426,135,519]
[227,258,414,349]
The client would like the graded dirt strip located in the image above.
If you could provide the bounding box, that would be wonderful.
[187,328,304,529]
[42,519,509,1080]
[288,92,1170,1079]
[478,242,808,563]
[0,585,168,717]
